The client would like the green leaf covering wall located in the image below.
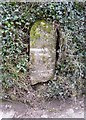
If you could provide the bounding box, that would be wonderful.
[0,2,85,100]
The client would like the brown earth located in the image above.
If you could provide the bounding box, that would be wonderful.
[0,97,84,119]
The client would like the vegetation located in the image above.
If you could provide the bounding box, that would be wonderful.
[0,2,85,101]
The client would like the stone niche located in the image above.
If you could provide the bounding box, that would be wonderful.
[30,20,56,85]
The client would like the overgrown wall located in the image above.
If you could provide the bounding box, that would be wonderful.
[0,2,85,100]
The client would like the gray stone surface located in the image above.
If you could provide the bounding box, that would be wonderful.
[30,23,56,85]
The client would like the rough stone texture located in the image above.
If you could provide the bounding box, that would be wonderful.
[30,22,56,85]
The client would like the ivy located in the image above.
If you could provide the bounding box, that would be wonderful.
[0,2,85,100]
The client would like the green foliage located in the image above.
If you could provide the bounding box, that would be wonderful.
[0,3,29,96]
[0,2,85,100]
[44,29,85,99]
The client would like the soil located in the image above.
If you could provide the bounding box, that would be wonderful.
[0,97,84,119]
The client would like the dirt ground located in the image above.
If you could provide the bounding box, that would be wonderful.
[0,98,84,119]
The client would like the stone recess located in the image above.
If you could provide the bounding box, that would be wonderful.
[30,21,56,85]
